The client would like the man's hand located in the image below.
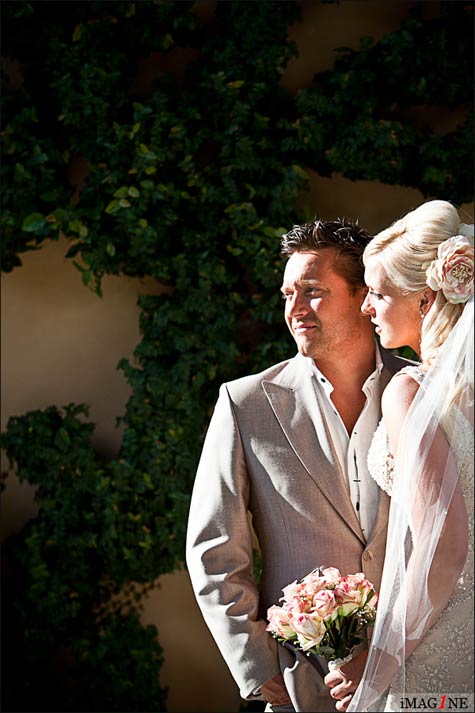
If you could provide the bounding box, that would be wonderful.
[324,650,368,711]
[259,672,292,706]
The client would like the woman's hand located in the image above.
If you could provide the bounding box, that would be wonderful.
[324,650,368,711]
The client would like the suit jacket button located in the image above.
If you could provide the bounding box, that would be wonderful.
[363,550,374,561]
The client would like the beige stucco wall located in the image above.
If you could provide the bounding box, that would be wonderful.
[2,2,473,711]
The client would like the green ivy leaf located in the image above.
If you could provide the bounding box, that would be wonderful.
[105,200,119,214]
[52,208,67,223]
[113,187,129,199]
[54,427,71,452]
[81,269,92,287]
[65,244,80,259]
[22,213,46,232]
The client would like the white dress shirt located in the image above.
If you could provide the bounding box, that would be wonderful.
[305,348,384,540]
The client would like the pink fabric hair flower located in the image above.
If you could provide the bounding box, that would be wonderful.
[426,234,474,304]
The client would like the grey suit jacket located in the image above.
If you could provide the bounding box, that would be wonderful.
[186,348,407,712]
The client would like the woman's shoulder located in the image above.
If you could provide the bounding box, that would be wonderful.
[382,366,424,413]
[395,364,426,384]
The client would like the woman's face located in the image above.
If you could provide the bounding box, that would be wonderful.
[361,260,422,353]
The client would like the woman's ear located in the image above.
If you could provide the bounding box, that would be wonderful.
[420,288,436,316]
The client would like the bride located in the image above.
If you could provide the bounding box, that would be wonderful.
[325,200,474,712]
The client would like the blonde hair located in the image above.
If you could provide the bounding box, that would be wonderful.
[363,200,464,366]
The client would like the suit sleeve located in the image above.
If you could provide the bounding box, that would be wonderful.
[185,383,281,698]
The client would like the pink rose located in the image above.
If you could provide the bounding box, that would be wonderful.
[334,581,363,615]
[367,591,378,610]
[301,568,328,592]
[281,580,304,603]
[292,612,326,651]
[344,572,365,585]
[312,589,338,621]
[344,574,375,606]
[426,235,474,304]
[266,605,295,639]
[321,567,342,583]
[285,594,310,616]
[358,579,376,607]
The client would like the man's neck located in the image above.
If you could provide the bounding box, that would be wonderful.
[313,336,378,434]
[314,341,377,391]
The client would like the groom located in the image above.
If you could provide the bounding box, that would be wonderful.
[186,219,407,712]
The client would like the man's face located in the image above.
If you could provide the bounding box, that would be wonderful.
[281,250,368,361]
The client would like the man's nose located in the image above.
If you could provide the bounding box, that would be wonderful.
[287,292,307,317]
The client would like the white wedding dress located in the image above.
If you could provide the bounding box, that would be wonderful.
[367,366,474,711]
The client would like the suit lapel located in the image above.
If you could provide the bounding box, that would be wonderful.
[368,489,390,546]
[263,356,365,543]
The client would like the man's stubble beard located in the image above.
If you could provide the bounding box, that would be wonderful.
[296,315,366,362]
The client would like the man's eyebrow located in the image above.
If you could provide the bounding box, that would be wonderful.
[280,279,322,290]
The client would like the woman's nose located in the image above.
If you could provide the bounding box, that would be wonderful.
[361,293,373,315]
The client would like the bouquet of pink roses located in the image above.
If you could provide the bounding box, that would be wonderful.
[266,566,378,669]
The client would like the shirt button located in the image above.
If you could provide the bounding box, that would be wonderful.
[363,550,374,561]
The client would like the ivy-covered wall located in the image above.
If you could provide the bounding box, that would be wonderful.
[1,1,473,711]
